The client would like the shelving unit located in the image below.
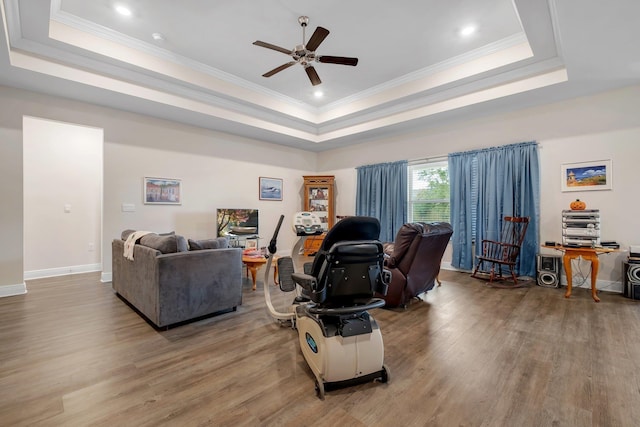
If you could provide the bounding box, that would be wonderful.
[302,175,335,256]
[303,175,335,232]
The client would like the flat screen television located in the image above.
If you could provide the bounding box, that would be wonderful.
[216,209,258,237]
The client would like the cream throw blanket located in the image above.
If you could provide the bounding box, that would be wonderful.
[123,231,154,261]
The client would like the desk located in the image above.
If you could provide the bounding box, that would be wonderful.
[543,245,617,302]
[242,255,267,291]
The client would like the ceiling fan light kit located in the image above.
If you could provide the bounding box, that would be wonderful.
[253,16,359,86]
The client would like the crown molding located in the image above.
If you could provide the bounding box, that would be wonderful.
[319,32,529,114]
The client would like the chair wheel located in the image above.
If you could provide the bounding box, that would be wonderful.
[379,364,390,383]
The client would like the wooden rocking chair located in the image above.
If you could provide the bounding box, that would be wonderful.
[471,216,530,286]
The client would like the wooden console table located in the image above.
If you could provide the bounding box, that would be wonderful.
[543,245,617,302]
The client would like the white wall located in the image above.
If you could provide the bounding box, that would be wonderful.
[317,86,640,171]
[538,133,637,285]
[103,141,308,279]
[0,85,317,289]
[23,117,103,278]
[2,83,640,295]
[316,87,640,292]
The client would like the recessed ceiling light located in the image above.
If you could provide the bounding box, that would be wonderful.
[152,32,165,42]
[115,5,132,17]
[460,25,476,37]
[314,90,324,98]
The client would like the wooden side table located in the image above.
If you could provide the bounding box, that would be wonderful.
[242,255,267,291]
[543,245,617,302]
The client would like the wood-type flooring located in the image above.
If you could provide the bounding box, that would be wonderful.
[2,267,640,426]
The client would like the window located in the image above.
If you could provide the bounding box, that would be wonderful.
[408,160,450,223]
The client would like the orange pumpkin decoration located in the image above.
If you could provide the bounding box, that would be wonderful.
[570,199,586,210]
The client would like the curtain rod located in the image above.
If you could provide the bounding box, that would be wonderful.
[408,155,448,165]
[408,142,540,165]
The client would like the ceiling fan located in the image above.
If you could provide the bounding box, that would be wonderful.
[253,16,358,86]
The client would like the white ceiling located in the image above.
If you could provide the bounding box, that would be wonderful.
[1,0,639,151]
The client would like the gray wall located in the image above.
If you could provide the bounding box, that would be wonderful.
[0,126,23,290]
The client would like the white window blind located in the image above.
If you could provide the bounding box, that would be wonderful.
[408,160,450,223]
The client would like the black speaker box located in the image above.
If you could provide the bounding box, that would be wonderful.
[623,261,640,300]
[537,254,562,288]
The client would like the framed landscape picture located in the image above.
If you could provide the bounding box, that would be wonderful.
[561,160,612,192]
[259,177,283,201]
[144,177,182,204]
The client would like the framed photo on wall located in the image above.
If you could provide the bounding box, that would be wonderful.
[259,177,283,201]
[144,177,182,204]
[561,160,612,192]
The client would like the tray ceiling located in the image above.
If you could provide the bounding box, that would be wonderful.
[1,0,638,150]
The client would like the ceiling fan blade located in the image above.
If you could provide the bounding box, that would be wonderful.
[306,26,330,51]
[305,66,322,86]
[262,62,296,77]
[253,41,292,55]
[318,56,359,66]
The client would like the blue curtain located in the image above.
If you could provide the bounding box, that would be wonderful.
[449,153,475,270]
[356,160,407,242]
[449,142,539,277]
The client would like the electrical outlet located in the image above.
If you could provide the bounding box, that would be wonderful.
[88,243,95,252]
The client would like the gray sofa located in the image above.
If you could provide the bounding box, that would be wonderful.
[112,235,243,328]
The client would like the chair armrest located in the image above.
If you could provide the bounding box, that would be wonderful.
[291,272,317,292]
[306,298,386,315]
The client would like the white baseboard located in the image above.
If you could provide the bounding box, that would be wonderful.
[24,263,102,280]
[440,262,622,293]
[566,278,622,293]
[101,272,112,283]
[0,283,27,298]
[441,262,456,271]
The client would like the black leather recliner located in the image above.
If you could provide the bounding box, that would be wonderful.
[380,222,453,307]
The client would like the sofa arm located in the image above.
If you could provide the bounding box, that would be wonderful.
[155,247,243,326]
[112,239,161,321]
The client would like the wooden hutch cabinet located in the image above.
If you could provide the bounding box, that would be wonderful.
[302,175,335,255]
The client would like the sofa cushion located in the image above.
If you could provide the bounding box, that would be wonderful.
[121,229,136,241]
[176,235,189,252]
[140,234,178,254]
[121,229,175,240]
[188,237,229,251]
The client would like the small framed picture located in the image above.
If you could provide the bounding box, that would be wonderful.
[245,239,258,250]
[259,177,283,201]
[144,177,182,204]
[561,160,612,192]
